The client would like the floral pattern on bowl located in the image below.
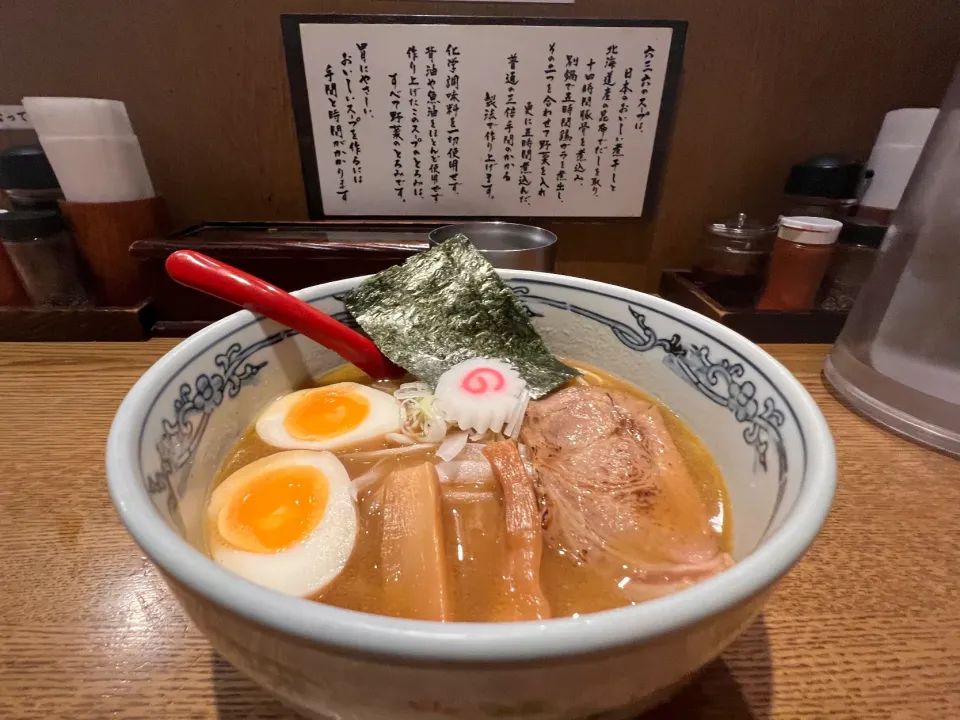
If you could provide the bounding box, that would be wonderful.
[110,271,831,720]
[141,276,805,559]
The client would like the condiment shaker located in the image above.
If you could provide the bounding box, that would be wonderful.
[0,210,30,306]
[756,216,842,311]
[782,155,866,220]
[0,210,92,306]
[819,219,888,312]
[0,144,63,211]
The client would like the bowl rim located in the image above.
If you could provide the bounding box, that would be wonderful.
[106,270,835,662]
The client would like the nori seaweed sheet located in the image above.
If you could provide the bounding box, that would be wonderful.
[344,235,578,398]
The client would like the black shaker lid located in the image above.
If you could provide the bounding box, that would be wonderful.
[0,209,65,241]
[0,144,60,190]
[784,154,865,200]
[838,218,888,248]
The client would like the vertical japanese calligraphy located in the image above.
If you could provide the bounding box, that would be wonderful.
[612,65,633,192]
[356,43,372,117]
[446,44,462,194]
[538,43,557,198]
[388,72,405,201]
[296,21,677,216]
[502,55,519,185]
[592,45,617,197]
[519,101,534,204]
[556,55,577,201]
[323,65,347,201]
[574,57,595,186]
[407,46,424,199]
[482,92,498,198]
[636,44,655,131]
[425,46,442,202]
[341,51,363,186]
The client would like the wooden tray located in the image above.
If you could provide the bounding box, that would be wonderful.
[131,220,457,333]
[0,302,154,341]
[659,270,848,343]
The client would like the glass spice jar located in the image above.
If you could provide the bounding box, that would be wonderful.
[691,213,777,306]
[756,216,842,311]
[819,219,888,312]
[693,213,776,277]
[0,210,92,307]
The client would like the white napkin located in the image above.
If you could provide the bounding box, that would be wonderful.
[21,97,154,203]
[36,135,155,203]
[22,97,133,138]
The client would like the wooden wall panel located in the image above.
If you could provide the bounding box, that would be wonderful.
[2,0,958,290]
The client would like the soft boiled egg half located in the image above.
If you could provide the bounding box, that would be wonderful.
[256,382,401,451]
[206,450,356,597]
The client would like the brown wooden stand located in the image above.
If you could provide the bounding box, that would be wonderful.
[130,220,447,334]
[60,196,171,306]
[659,270,848,343]
[0,302,155,341]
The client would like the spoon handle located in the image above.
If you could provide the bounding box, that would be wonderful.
[165,250,403,380]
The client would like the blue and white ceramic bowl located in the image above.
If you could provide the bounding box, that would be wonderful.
[107,272,835,720]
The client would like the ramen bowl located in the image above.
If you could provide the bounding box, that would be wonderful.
[107,272,834,720]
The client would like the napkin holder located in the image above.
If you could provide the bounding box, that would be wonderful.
[60,196,171,306]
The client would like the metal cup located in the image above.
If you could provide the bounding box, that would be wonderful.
[428,221,557,271]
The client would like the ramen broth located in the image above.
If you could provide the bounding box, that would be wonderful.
[208,361,732,621]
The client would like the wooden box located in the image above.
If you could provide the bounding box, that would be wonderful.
[0,302,154,341]
[659,270,848,343]
[130,220,455,335]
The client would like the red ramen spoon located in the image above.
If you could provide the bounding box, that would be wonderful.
[165,250,404,380]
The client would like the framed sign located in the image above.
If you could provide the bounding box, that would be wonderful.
[282,15,686,219]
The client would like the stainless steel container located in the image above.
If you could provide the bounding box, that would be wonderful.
[428,222,557,271]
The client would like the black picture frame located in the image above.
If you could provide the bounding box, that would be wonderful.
[281,14,687,221]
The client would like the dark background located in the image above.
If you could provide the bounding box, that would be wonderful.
[2,0,958,289]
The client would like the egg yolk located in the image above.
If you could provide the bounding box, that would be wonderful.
[219,465,329,553]
[283,388,370,441]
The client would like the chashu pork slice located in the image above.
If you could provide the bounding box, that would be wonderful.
[520,386,732,597]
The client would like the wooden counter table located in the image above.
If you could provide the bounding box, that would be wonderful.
[1,342,958,719]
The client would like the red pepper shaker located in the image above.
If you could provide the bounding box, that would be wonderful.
[757,216,842,311]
